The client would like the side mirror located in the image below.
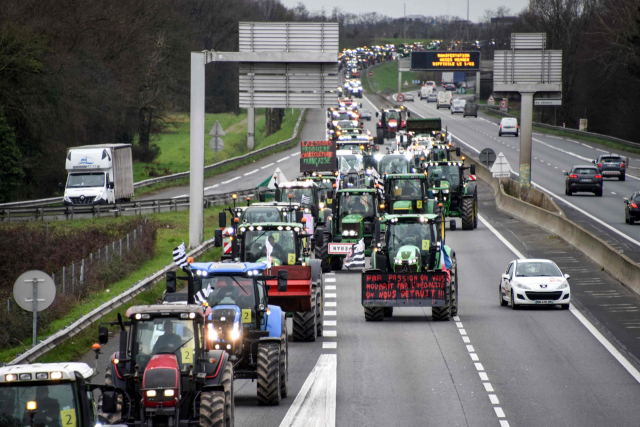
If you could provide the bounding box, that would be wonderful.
[374,219,381,244]
[214,229,223,247]
[407,111,411,117]
[218,211,226,228]
[327,122,331,129]
[456,147,461,157]
[469,164,476,175]
[259,191,266,202]
[58,182,65,191]
[592,160,595,164]
[108,182,114,189]
[101,391,118,413]
[165,271,177,293]
[564,171,569,176]
[360,103,363,108]
[375,112,379,117]
[275,188,281,201]
[277,270,288,292]
[295,210,304,223]
[564,274,571,280]
[501,274,509,280]
[320,193,327,202]
[98,326,109,345]
[624,198,629,204]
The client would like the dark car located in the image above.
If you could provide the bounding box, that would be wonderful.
[564,165,603,196]
[360,109,372,121]
[445,84,456,91]
[625,192,640,224]
[593,154,626,181]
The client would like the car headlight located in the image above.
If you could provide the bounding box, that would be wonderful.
[349,230,357,236]
[342,230,349,236]
[557,281,569,290]
[515,282,531,290]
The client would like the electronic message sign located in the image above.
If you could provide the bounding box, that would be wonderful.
[411,51,480,71]
[300,140,337,172]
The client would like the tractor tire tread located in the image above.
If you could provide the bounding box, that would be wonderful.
[257,343,281,405]
[292,292,317,341]
[364,307,384,321]
[199,391,226,427]
[461,197,474,230]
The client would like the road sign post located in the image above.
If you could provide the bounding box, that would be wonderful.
[13,270,56,347]
[490,152,512,178]
[208,121,226,162]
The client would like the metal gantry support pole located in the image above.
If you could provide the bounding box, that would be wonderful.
[476,71,481,98]
[519,92,535,195]
[189,52,206,248]
[247,108,255,150]
[398,68,402,96]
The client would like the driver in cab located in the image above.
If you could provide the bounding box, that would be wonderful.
[153,319,182,353]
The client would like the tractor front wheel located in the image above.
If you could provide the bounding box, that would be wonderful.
[257,343,281,405]
[200,391,226,427]
[461,197,475,230]
[432,279,452,321]
[221,361,234,426]
[364,307,384,321]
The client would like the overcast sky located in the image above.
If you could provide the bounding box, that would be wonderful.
[279,0,528,23]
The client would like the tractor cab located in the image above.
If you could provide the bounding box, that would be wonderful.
[337,151,366,188]
[426,159,478,231]
[376,154,413,175]
[236,222,312,267]
[332,189,381,249]
[376,107,409,141]
[299,172,337,211]
[382,173,435,214]
[274,181,325,227]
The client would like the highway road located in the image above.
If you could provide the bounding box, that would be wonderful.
[360,89,640,264]
[78,99,640,427]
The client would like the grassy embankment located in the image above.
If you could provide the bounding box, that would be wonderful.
[0,207,227,364]
[134,108,307,197]
[368,61,423,94]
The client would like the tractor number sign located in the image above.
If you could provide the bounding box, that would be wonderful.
[361,271,448,307]
[300,140,338,172]
[411,51,480,71]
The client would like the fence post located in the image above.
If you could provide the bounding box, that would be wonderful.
[90,253,93,264]
[80,259,85,286]
[98,248,101,260]
[72,263,75,294]
[127,234,130,252]
[134,229,137,244]
[106,246,109,263]
[119,239,122,258]
[62,266,66,294]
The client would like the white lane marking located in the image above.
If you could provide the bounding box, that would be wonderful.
[547,135,562,140]
[462,336,470,343]
[278,354,336,427]
[483,383,494,392]
[292,151,301,155]
[481,211,640,385]
[466,345,475,352]
[611,192,617,195]
[489,394,500,404]
[470,353,479,361]
[323,320,337,326]
[243,169,259,176]
[533,137,592,162]
[475,363,485,371]
[325,301,337,307]
[322,342,337,349]
[582,143,593,148]
[325,272,335,275]
[324,330,337,337]
[596,149,608,153]
[325,277,336,282]
[456,322,464,328]
[566,139,581,144]
[325,293,337,298]
[324,310,336,316]
[459,329,467,335]
[260,163,275,169]
[500,421,511,427]
[172,194,188,199]
[495,408,506,418]
[325,285,336,290]
[204,184,219,191]
[221,176,240,184]
[277,156,291,163]
[453,316,460,321]
[479,372,489,381]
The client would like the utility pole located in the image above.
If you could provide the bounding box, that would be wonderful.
[404,4,406,46]
[467,0,470,21]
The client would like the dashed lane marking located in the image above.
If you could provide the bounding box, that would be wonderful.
[204,184,219,191]
[260,163,275,169]
[325,277,336,282]
[324,330,337,337]
[325,293,337,298]
[322,342,337,349]
[323,320,337,326]
[326,285,336,290]
[277,156,291,163]
[324,310,336,316]
[325,301,337,307]
[244,169,259,176]
[221,176,240,184]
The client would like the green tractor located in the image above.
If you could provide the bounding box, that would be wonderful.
[426,160,478,230]
[365,214,458,321]
[325,188,383,270]
[382,172,436,215]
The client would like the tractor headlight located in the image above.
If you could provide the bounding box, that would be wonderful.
[442,190,449,194]
[146,390,157,397]
[164,389,175,397]
[342,230,349,236]
[231,327,241,341]
[349,230,357,236]
[408,258,417,264]
[515,282,531,290]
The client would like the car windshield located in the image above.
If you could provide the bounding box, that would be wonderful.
[0,382,86,427]
[361,109,370,115]
[379,156,409,174]
[134,317,196,370]
[244,229,296,265]
[336,120,357,128]
[241,207,281,223]
[339,192,375,220]
[387,222,434,254]
[515,262,562,277]
[634,194,640,202]
[66,172,104,188]
[279,187,314,205]
[573,168,598,175]
[387,178,423,200]
[429,165,460,187]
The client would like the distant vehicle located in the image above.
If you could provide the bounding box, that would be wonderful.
[402,92,415,102]
[437,91,452,109]
[624,192,640,224]
[499,118,519,137]
[593,154,626,181]
[420,85,432,100]
[444,84,456,91]
[61,144,134,206]
[564,165,603,196]
[463,102,478,117]
[427,92,438,103]
[360,109,372,121]
[499,259,571,310]
[426,81,436,88]
[451,99,466,114]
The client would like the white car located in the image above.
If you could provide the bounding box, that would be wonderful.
[499,118,519,137]
[499,259,571,309]
[451,99,466,114]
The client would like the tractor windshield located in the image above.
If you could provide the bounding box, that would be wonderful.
[339,155,363,173]
[387,222,436,255]
[244,229,297,266]
[241,207,281,223]
[431,148,449,162]
[379,156,410,174]
[386,178,424,200]
[386,111,400,121]
[338,192,375,220]
[0,382,88,427]
[279,187,314,206]
[429,165,461,187]
[134,318,196,371]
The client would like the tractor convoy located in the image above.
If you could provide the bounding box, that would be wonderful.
[5,44,479,427]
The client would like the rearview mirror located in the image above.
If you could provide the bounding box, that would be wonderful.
[98,326,109,345]
[375,112,379,117]
[218,211,226,228]
[277,270,288,292]
[564,274,571,280]
[456,147,461,157]
[165,271,177,293]
[214,229,223,247]
[564,171,569,176]
[101,391,118,413]
[108,182,114,189]
[469,164,476,175]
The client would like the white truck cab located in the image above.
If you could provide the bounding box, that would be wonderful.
[437,91,452,109]
[63,144,134,205]
[420,85,432,100]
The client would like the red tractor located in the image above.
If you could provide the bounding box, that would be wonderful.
[375,107,410,143]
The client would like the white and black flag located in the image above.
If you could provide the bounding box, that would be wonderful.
[301,194,311,205]
[344,238,366,270]
[195,284,213,305]
[173,242,189,269]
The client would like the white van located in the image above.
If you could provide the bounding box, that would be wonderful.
[451,99,466,114]
[437,91,452,109]
[499,118,519,137]
[420,85,432,100]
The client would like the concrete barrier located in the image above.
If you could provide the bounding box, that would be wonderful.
[459,151,640,296]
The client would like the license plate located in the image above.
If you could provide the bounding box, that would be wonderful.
[603,171,619,175]
[328,243,354,254]
[580,179,591,182]
[535,300,554,304]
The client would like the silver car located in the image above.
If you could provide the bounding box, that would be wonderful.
[427,92,438,103]
[403,92,415,102]
[360,109,372,121]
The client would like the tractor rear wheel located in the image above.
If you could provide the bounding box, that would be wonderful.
[432,279,452,321]
[200,390,226,427]
[461,197,475,230]
[280,323,289,398]
[292,292,317,341]
[97,369,122,424]
[383,307,394,317]
[434,205,445,241]
[364,307,384,321]
[221,361,234,426]
[315,231,331,272]
[257,343,281,405]
[450,255,458,317]
[316,285,324,336]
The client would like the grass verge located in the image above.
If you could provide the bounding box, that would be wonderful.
[0,207,227,364]
[368,61,423,94]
